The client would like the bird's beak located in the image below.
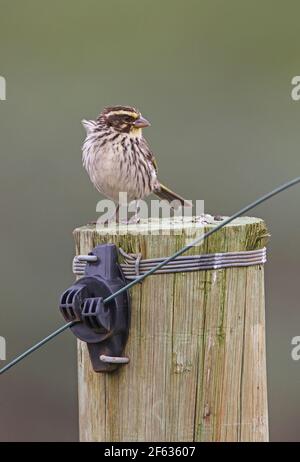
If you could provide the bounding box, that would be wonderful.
[133,116,151,128]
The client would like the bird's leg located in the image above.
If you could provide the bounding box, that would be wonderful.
[117,201,140,224]
[105,203,120,224]
[128,200,141,224]
[91,202,141,226]
[89,204,120,226]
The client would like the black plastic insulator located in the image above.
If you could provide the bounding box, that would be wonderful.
[59,244,130,372]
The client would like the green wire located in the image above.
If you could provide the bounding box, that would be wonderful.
[1,176,300,376]
[104,176,300,302]
[0,321,76,375]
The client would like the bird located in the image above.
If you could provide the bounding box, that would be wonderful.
[82,105,191,223]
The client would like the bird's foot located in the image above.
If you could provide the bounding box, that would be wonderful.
[117,215,140,225]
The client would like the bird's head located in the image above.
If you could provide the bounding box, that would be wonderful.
[99,105,151,135]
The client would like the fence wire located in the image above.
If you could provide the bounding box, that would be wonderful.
[1,176,300,376]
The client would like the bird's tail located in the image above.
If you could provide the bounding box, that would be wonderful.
[154,184,192,209]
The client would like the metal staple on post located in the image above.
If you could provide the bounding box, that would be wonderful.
[100,354,130,364]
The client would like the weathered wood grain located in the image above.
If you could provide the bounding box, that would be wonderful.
[74,216,269,442]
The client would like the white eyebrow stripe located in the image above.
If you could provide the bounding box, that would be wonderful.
[106,110,139,118]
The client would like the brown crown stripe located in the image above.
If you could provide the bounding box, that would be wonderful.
[101,106,139,118]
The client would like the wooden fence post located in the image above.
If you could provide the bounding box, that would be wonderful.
[73,216,269,442]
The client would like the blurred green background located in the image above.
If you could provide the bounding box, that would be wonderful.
[0,0,300,441]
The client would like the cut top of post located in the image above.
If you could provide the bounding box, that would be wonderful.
[74,216,269,257]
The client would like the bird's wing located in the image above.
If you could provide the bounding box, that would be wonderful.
[140,138,158,173]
